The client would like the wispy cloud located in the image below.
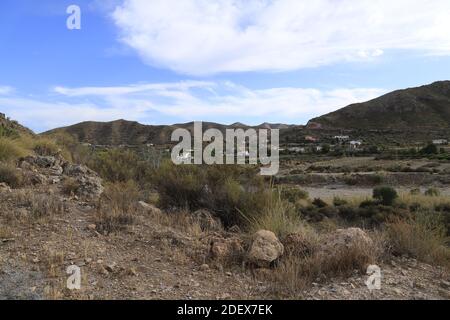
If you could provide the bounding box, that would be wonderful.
[0,86,14,95]
[0,81,386,132]
[112,0,450,75]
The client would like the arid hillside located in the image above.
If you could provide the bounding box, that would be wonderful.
[309,81,450,130]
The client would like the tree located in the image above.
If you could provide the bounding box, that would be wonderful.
[421,143,438,155]
[373,186,398,206]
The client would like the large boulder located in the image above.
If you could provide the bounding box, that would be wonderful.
[247,230,284,268]
[320,228,373,255]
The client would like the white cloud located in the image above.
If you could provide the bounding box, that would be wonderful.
[50,81,385,126]
[0,86,14,95]
[1,81,385,132]
[0,97,147,133]
[111,0,450,75]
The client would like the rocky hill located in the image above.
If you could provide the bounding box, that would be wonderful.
[308,81,450,131]
[43,120,295,146]
[0,113,34,137]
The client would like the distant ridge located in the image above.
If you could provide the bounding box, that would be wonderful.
[43,120,296,145]
[42,81,450,145]
[308,81,450,130]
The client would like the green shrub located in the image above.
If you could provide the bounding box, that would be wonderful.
[424,188,440,197]
[373,186,398,206]
[33,138,60,156]
[421,143,438,155]
[0,163,23,188]
[312,198,328,208]
[88,149,143,183]
[280,186,309,203]
[333,197,348,207]
[154,161,270,227]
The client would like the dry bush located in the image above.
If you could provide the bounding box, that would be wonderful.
[0,138,28,162]
[0,225,13,239]
[95,181,140,234]
[0,162,23,188]
[245,191,307,238]
[29,194,67,220]
[61,177,80,196]
[32,138,60,156]
[386,214,449,268]
[269,231,383,296]
[154,161,270,228]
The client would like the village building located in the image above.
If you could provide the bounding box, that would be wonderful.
[432,139,448,145]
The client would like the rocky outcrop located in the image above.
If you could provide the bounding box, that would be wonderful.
[19,156,104,200]
[247,230,284,268]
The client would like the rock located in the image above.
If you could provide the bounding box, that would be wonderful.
[63,163,90,176]
[320,228,373,256]
[60,163,104,200]
[247,230,284,268]
[105,263,116,273]
[0,182,11,193]
[199,264,210,272]
[209,236,245,264]
[25,172,46,185]
[87,224,97,231]
[440,280,450,289]
[192,209,222,232]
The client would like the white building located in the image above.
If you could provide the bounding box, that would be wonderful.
[334,135,350,142]
[349,141,362,149]
[432,139,448,145]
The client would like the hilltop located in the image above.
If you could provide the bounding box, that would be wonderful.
[308,81,450,131]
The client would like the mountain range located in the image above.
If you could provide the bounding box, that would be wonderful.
[17,81,450,145]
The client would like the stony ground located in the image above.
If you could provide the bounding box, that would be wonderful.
[0,155,449,300]
[0,193,449,300]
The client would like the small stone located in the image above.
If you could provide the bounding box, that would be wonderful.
[87,224,97,231]
[105,263,116,273]
[200,264,210,272]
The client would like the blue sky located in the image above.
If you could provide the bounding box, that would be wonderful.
[1,0,450,132]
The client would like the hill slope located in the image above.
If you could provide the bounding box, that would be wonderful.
[44,120,294,145]
[0,113,34,137]
[308,81,450,130]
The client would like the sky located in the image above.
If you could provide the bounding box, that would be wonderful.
[1,0,450,133]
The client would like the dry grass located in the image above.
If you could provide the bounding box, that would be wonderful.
[0,162,24,188]
[61,177,80,196]
[386,215,449,268]
[29,194,67,221]
[398,193,450,209]
[244,191,307,238]
[268,230,383,296]
[95,181,140,234]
